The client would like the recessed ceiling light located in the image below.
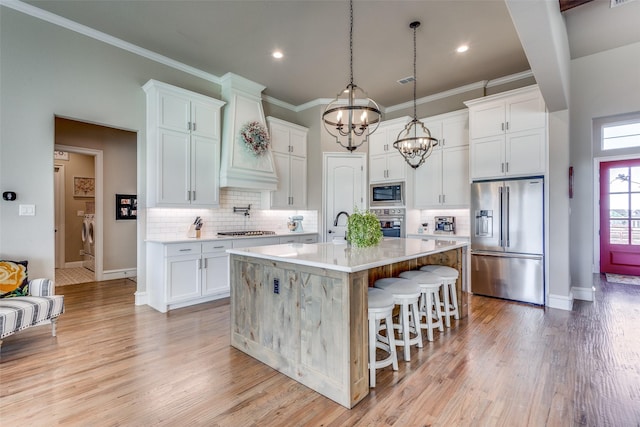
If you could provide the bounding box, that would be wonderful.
[456,45,469,53]
[272,51,284,59]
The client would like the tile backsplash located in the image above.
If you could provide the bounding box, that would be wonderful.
[407,208,470,236]
[147,188,317,240]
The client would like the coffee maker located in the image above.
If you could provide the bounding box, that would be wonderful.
[287,215,304,232]
[434,216,455,235]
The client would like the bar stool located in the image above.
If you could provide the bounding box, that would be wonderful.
[367,288,398,387]
[420,265,460,327]
[374,278,422,361]
[398,270,444,342]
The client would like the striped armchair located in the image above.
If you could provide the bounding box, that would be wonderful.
[0,278,64,350]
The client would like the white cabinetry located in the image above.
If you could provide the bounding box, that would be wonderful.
[143,80,225,207]
[266,117,308,209]
[279,234,318,244]
[147,240,232,313]
[413,110,469,208]
[465,85,547,180]
[369,117,410,183]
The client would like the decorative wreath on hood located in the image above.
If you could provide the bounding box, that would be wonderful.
[240,121,270,156]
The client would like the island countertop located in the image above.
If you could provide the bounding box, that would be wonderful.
[226,237,468,273]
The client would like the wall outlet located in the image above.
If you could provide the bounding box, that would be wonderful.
[273,278,279,294]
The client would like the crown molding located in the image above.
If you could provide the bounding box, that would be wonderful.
[1,0,222,85]
[486,69,535,87]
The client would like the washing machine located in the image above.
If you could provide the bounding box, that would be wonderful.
[82,214,95,271]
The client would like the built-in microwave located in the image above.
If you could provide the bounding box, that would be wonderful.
[369,182,405,207]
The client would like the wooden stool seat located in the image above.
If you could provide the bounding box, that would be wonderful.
[367,288,398,387]
[420,265,460,327]
[374,278,422,362]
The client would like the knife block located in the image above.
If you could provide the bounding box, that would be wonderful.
[187,224,201,238]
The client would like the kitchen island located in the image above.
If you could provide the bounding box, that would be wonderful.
[227,238,468,408]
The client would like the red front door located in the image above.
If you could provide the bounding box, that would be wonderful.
[600,158,640,275]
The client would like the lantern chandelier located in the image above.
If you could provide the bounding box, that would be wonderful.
[322,0,381,152]
[393,21,438,169]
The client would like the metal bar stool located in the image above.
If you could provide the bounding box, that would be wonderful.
[398,270,444,342]
[374,278,422,361]
[420,265,460,327]
[367,287,398,387]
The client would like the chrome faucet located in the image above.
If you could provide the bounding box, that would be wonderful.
[333,211,350,226]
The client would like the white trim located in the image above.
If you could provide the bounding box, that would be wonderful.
[134,291,147,306]
[572,286,595,302]
[386,81,488,113]
[1,0,221,85]
[54,163,66,269]
[485,70,535,88]
[102,268,137,281]
[546,292,574,311]
[262,94,298,112]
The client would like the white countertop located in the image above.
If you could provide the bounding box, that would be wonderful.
[227,237,468,273]
[146,231,317,244]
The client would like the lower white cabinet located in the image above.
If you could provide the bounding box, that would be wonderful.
[279,234,318,244]
[147,240,232,312]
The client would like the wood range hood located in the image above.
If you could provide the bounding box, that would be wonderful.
[219,73,279,191]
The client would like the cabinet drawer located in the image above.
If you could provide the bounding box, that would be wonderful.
[165,242,201,257]
[202,240,233,254]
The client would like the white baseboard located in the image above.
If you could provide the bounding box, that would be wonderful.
[102,268,137,281]
[135,291,147,306]
[572,286,595,302]
[547,292,574,311]
[64,261,84,268]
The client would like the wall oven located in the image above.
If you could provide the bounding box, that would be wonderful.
[370,182,405,207]
[371,208,405,238]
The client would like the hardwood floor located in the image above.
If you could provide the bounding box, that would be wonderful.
[1,276,639,426]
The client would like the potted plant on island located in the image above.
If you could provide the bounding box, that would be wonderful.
[346,207,383,248]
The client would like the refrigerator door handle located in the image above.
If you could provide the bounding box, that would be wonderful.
[505,186,510,248]
[471,250,543,260]
[499,186,505,247]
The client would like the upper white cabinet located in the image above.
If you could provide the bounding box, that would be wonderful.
[465,85,547,180]
[369,117,410,182]
[266,117,308,209]
[143,80,225,207]
[413,110,469,208]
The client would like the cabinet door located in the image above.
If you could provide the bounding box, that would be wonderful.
[190,99,219,139]
[470,101,505,139]
[441,115,469,148]
[442,146,469,207]
[279,236,299,244]
[202,253,229,296]
[290,129,307,157]
[470,135,505,180]
[368,130,389,156]
[413,150,442,208]
[270,152,291,208]
[270,123,291,154]
[299,234,318,243]
[191,135,219,206]
[506,92,546,133]
[159,91,190,132]
[166,255,201,302]
[289,155,306,208]
[386,150,407,181]
[158,129,190,205]
[369,154,388,182]
[505,129,546,177]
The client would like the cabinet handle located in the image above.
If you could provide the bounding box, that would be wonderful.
[441,138,445,147]
[501,163,504,173]
[203,258,207,269]
[192,190,196,201]
[505,122,509,131]
[442,194,446,204]
[501,123,505,131]
[213,245,224,249]
[179,248,192,252]
[505,162,509,173]
[193,122,197,131]
[198,258,202,269]
[187,191,191,201]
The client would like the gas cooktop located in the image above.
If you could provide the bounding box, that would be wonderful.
[217,230,276,237]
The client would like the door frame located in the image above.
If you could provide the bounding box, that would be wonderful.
[593,153,640,273]
[322,152,367,242]
[55,144,104,281]
[54,164,66,269]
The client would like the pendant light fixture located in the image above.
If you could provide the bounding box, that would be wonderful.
[322,0,381,152]
[393,21,438,169]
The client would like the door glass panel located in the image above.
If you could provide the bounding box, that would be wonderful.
[610,220,629,244]
[632,167,640,192]
[609,167,629,193]
[633,221,640,245]
[632,194,640,219]
[609,194,629,218]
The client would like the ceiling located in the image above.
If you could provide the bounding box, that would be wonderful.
[19,0,640,109]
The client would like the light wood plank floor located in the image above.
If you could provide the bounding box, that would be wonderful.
[1,276,639,426]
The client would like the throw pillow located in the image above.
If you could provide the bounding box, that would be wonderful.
[0,260,29,298]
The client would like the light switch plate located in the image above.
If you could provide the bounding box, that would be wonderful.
[19,204,35,216]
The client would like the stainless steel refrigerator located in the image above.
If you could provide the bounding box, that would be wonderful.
[470,177,544,305]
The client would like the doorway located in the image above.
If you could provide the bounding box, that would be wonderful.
[322,153,367,242]
[599,158,640,275]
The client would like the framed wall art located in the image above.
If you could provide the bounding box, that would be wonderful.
[116,194,137,220]
[73,176,95,197]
